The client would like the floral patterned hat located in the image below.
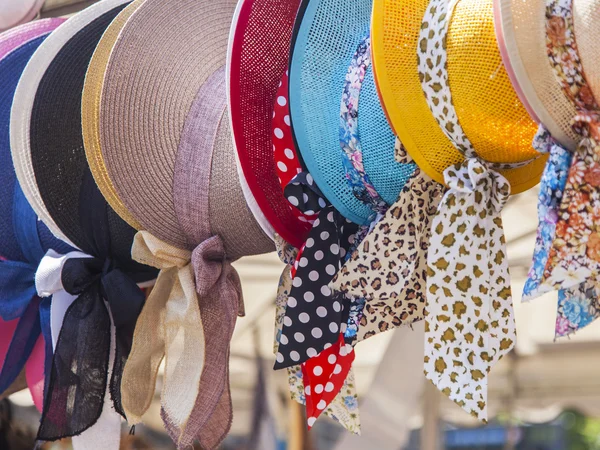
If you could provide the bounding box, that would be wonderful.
[371,0,545,422]
[288,0,416,226]
[499,0,600,339]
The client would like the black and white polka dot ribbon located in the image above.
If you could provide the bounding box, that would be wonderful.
[274,172,357,369]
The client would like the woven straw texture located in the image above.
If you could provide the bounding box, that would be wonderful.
[11,0,131,248]
[360,65,414,206]
[0,19,64,59]
[100,0,238,249]
[209,110,274,259]
[372,0,545,193]
[101,0,272,257]
[228,0,306,248]
[497,0,578,151]
[82,0,143,231]
[573,0,600,100]
[289,0,411,225]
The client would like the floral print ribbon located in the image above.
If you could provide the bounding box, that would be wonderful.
[540,0,600,295]
[331,141,443,342]
[339,35,387,216]
[523,126,600,337]
[417,0,532,421]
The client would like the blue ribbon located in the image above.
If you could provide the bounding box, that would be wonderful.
[0,183,55,395]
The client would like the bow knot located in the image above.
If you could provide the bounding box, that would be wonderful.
[190,235,231,292]
[131,231,192,270]
[444,159,510,214]
[124,230,243,448]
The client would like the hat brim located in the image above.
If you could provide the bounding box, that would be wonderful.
[11,0,132,248]
[227,0,308,248]
[495,0,578,152]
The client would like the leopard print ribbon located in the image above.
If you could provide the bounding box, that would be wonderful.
[539,0,600,296]
[418,0,527,421]
[331,141,443,342]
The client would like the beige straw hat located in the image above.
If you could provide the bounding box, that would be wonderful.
[98,0,272,255]
[495,0,580,150]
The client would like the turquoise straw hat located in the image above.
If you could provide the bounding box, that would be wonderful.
[288,0,415,225]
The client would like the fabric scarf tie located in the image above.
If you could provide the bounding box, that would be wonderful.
[35,247,145,448]
[331,141,443,342]
[540,0,600,303]
[523,126,600,337]
[417,0,532,421]
[274,172,357,370]
[271,73,360,431]
[0,184,51,401]
[273,235,360,433]
[123,68,243,450]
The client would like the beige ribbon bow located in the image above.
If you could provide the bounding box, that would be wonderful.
[122,230,242,449]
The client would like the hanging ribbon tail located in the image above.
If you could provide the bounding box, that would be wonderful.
[0,296,41,394]
[274,235,298,354]
[101,268,146,418]
[331,169,443,343]
[555,281,600,337]
[424,160,515,422]
[523,125,573,301]
[37,285,112,440]
[161,236,239,449]
[541,122,600,291]
[123,231,205,438]
[275,204,354,370]
[302,333,356,430]
[71,322,121,450]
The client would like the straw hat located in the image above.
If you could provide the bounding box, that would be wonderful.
[0,17,68,414]
[0,0,46,31]
[495,0,579,151]
[9,0,157,444]
[227,0,313,248]
[288,0,416,225]
[82,0,144,231]
[498,0,600,130]
[11,0,132,248]
[0,18,64,59]
[372,0,546,192]
[99,0,272,256]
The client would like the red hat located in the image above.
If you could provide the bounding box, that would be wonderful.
[227,0,309,248]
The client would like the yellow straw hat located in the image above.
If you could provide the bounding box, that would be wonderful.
[82,0,145,230]
[371,0,546,193]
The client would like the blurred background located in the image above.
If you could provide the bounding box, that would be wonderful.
[2,1,600,449]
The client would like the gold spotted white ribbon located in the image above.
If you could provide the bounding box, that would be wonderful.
[418,0,519,421]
